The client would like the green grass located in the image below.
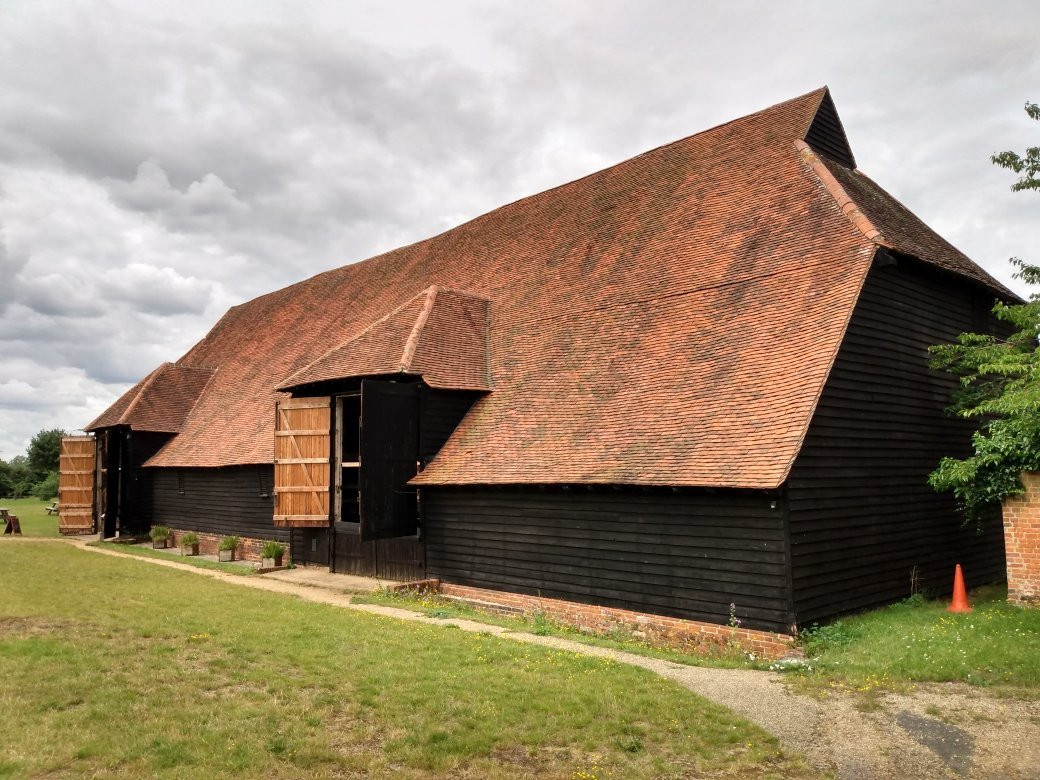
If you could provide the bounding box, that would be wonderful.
[0,544,811,779]
[793,586,1040,695]
[358,589,771,671]
[89,541,256,576]
[0,496,59,537]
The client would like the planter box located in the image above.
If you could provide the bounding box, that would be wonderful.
[218,549,235,562]
[261,555,284,569]
[181,543,200,557]
[152,539,169,549]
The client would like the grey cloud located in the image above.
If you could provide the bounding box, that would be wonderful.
[0,0,1037,460]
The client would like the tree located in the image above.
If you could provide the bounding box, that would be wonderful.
[929,100,1040,521]
[6,456,33,498]
[31,470,59,501]
[26,428,65,484]
[991,101,1040,192]
[0,459,14,498]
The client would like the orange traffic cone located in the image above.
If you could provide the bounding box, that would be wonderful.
[948,564,972,613]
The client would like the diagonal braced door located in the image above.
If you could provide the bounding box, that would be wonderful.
[273,396,331,527]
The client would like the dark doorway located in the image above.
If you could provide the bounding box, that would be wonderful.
[329,379,424,580]
[102,429,124,538]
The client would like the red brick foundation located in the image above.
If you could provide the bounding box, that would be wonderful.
[167,529,268,563]
[398,580,796,659]
[1002,472,1040,606]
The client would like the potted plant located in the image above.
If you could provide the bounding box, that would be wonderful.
[180,531,200,557]
[218,536,239,562]
[149,525,171,549]
[261,541,286,569]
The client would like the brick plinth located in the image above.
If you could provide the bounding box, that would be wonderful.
[168,529,269,563]
[1002,472,1040,605]
[413,582,795,659]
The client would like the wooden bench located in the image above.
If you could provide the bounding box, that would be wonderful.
[45,502,59,515]
[0,508,22,536]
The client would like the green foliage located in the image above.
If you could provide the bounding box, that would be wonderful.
[26,428,65,483]
[991,101,1040,192]
[2,456,33,498]
[148,525,171,542]
[0,460,14,498]
[929,101,1040,521]
[219,535,239,551]
[798,619,856,656]
[261,540,286,559]
[30,470,59,500]
[180,532,199,546]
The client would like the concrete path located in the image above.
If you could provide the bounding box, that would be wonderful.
[42,538,1040,779]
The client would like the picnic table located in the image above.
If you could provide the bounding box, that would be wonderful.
[1,508,22,535]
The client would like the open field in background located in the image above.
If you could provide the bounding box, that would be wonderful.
[0,543,810,779]
[0,497,58,537]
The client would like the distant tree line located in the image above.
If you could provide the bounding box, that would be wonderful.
[0,428,65,500]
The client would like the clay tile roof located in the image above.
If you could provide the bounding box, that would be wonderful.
[278,286,491,391]
[86,363,214,433]
[94,87,1008,486]
[817,158,1016,299]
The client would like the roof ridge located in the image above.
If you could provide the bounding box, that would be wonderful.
[399,285,439,372]
[117,362,169,425]
[795,140,891,247]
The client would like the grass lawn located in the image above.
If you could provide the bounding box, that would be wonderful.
[364,584,1040,702]
[89,540,256,576]
[0,543,810,779]
[0,496,59,537]
[795,585,1040,696]
[358,589,769,671]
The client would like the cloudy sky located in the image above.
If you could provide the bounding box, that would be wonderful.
[1,0,1038,461]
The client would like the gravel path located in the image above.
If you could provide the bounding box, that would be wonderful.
[51,538,1040,778]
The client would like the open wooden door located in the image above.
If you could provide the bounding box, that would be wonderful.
[273,397,331,527]
[58,435,96,535]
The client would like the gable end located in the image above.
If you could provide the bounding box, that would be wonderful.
[804,89,856,168]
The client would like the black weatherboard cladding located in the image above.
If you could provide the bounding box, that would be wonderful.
[419,388,479,465]
[804,91,856,168]
[148,466,289,543]
[122,432,172,532]
[423,485,792,633]
[786,258,1006,625]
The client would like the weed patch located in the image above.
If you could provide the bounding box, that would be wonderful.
[793,586,1040,694]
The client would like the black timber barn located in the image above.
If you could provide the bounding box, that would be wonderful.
[70,88,1014,636]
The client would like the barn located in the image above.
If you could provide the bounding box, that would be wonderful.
[63,88,1014,645]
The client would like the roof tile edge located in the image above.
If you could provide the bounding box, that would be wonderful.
[399,285,439,372]
[794,139,891,248]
